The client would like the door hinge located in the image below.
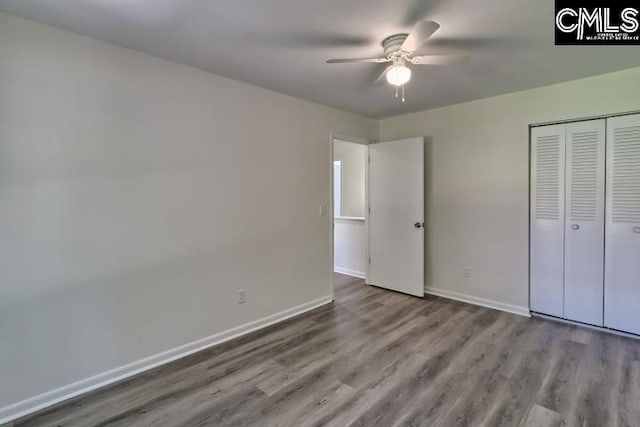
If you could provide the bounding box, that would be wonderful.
[368,206,371,214]
[368,156,371,164]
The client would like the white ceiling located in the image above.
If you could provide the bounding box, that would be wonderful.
[2,0,640,118]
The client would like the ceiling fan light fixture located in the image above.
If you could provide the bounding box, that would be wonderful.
[324,20,468,104]
[386,64,411,86]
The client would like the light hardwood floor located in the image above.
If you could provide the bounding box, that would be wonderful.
[6,274,640,426]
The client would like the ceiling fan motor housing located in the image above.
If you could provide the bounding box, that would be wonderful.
[382,34,409,57]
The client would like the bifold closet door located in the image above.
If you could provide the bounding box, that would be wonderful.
[605,114,640,335]
[563,120,605,326]
[530,125,565,317]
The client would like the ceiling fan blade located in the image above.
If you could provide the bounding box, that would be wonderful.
[245,33,373,48]
[326,57,390,64]
[373,66,392,85]
[402,0,447,26]
[410,54,470,65]
[401,20,440,52]
[358,64,391,89]
[421,36,507,50]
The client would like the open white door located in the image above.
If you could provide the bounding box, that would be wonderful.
[369,137,424,297]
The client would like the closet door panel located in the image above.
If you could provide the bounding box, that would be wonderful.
[605,114,640,335]
[530,125,566,317]
[564,120,605,326]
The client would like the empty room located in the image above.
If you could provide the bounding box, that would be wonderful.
[1,1,640,426]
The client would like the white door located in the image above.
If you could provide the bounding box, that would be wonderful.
[368,138,424,297]
[530,125,566,317]
[564,120,605,326]
[604,114,640,335]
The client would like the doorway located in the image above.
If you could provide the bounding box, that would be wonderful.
[329,135,425,300]
[330,135,369,300]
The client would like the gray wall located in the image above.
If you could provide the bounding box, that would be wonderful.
[380,66,640,312]
[0,12,376,408]
[333,140,366,218]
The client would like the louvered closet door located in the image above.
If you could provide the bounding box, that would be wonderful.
[605,114,640,335]
[530,125,566,317]
[564,120,605,326]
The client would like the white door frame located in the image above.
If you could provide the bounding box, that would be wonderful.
[329,133,370,301]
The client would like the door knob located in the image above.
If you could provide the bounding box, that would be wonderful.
[572,224,580,231]
[414,222,422,229]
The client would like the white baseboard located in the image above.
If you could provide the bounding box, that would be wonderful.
[425,286,530,318]
[333,267,366,279]
[0,295,333,425]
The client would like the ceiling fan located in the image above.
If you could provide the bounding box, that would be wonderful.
[326,21,469,102]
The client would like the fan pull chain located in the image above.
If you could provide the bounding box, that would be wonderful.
[393,85,406,102]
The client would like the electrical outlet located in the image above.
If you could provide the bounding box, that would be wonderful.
[319,203,327,217]
[463,266,472,279]
[237,289,247,304]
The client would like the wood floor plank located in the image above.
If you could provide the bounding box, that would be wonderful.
[536,339,585,414]
[520,404,566,427]
[8,273,640,427]
[217,361,340,427]
[481,321,569,427]
[612,352,640,427]
[571,330,622,427]
[296,381,355,427]
[402,315,529,426]
[337,315,435,389]
[307,352,430,427]
[346,309,504,427]
[103,360,280,426]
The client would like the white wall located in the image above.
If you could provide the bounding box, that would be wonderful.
[333,140,366,218]
[379,66,640,312]
[0,11,376,410]
[333,218,367,278]
[332,140,366,277]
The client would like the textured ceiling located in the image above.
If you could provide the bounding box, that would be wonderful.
[2,0,640,118]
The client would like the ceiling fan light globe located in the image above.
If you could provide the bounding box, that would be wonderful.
[386,65,411,86]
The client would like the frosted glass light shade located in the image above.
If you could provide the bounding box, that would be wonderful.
[386,65,411,86]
